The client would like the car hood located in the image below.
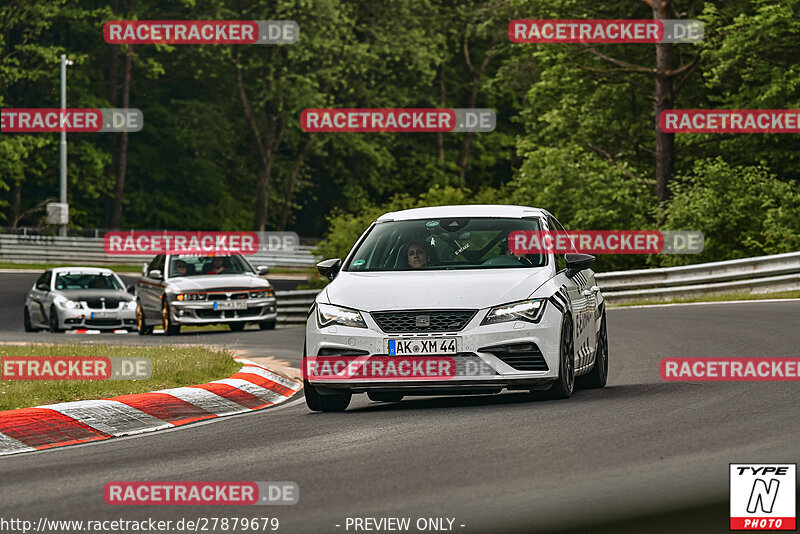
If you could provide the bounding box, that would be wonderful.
[324,269,552,311]
[57,289,133,301]
[165,274,271,291]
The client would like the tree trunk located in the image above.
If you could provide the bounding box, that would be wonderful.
[110,0,135,229]
[652,0,674,202]
[278,136,314,231]
[105,0,120,228]
[10,181,22,229]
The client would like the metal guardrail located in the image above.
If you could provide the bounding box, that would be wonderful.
[275,251,800,325]
[0,234,318,269]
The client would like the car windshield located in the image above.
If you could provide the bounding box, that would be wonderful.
[345,217,547,271]
[55,273,124,291]
[169,255,254,277]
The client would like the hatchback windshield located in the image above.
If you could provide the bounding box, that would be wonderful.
[168,255,255,277]
[55,273,124,291]
[345,217,547,271]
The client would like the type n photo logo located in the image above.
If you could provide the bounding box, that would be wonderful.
[730,464,796,530]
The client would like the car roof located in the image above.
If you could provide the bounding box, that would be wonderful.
[376,204,550,222]
[51,267,115,275]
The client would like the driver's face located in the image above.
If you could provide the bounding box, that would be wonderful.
[407,245,429,268]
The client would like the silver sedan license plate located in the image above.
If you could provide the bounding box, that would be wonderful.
[214,300,247,310]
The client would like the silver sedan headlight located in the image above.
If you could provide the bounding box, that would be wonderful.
[125,301,137,310]
[317,303,366,329]
[482,299,547,325]
[61,299,84,310]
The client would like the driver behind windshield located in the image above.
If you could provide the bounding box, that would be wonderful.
[406,242,434,269]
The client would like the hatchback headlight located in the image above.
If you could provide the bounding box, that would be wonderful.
[482,299,547,325]
[317,303,366,329]
[62,300,83,309]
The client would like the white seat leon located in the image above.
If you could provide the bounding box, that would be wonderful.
[304,205,609,412]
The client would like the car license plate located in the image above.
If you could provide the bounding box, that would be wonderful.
[214,300,247,310]
[90,311,114,319]
[386,338,459,356]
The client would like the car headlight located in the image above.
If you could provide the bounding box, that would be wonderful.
[482,299,547,325]
[317,303,366,329]
[250,289,274,298]
[125,301,137,310]
[177,293,207,301]
[62,300,83,309]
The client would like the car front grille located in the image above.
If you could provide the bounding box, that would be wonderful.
[208,292,248,301]
[84,298,122,309]
[85,319,123,327]
[371,310,477,333]
[479,343,549,371]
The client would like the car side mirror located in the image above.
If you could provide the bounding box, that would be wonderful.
[565,253,595,277]
[36,283,49,291]
[316,258,342,281]
[257,265,270,275]
[148,269,162,280]
[127,284,136,294]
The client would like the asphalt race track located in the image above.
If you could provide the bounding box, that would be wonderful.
[0,283,798,532]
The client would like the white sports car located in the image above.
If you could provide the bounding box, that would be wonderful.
[303,205,609,411]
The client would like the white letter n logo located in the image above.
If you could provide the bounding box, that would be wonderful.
[747,478,780,513]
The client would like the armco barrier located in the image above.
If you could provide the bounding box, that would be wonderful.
[0,234,317,269]
[274,251,800,325]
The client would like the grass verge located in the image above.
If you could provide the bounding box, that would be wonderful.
[610,290,800,308]
[0,343,240,411]
[0,261,143,273]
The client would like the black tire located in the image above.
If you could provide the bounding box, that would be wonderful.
[304,379,351,412]
[23,307,35,332]
[576,311,608,389]
[49,306,64,333]
[367,392,404,403]
[259,320,276,330]
[302,341,351,412]
[136,302,153,335]
[162,300,180,336]
[228,322,246,332]
[545,316,575,399]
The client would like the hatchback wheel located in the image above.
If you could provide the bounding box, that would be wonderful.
[576,311,608,389]
[546,316,574,399]
[304,379,351,412]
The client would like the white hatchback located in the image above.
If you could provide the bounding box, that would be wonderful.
[304,205,609,411]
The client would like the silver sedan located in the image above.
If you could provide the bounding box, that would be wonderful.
[24,267,137,332]
[135,254,278,335]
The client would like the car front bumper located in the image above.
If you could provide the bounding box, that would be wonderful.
[59,306,137,330]
[305,302,563,393]
[168,298,278,325]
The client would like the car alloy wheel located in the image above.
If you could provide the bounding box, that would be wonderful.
[162,300,180,335]
[546,316,574,399]
[577,312,608,389]
[137,302,153,335]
